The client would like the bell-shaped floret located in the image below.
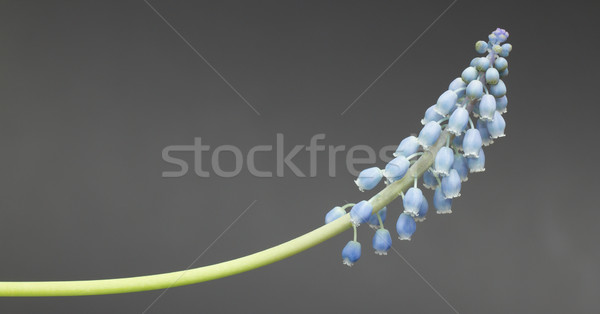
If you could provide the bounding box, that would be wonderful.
[433,186,452,214]
[355,167,383,192]
[447,107,469,135]
[367,207,387,229]
[418,121,442,149]
[383,156,410,183]
[421,105,444,125]
[433,147,455,177]
[452,154,469,182]
[463,128,483,158]
[487,111,506,138]
[466,80,484,99]
[372,229,392,255]
[394,136,420,157]
[403,187,424,216]
[325,206,346,224]
[467,148,486,173]
[476,119,494,146]
[434,90,458,116]
[415,196,429,222]
[423,169,439,190]
[441,169,462,199]
[396,213,416,240]
[342,241,362,267]
[349,201,373,226]
[479,94,496,121]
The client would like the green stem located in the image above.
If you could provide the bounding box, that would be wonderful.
[0,132,452,297]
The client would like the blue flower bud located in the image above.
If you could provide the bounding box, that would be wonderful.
[396,213,416,240]
[490,28,509,44]
[476,119,494,146]
[479,94,496,121]
[433,186,452,214]
[463,128,483,157]
[447,106,469,135]
[342,240,361,267]
[423,169,439,190]
[449,77,466,99]
[467,148,485,173]
[415,196,428,222]
[421,105,444,125]
[434,146,455,177]
[367,207,387,229]
[325,206,346,224]
[487,111,506,139]
[452,133,464,151]
[489,79,506,97]
[434,90,458,116]
[461,67,478,83]
[492,44,503,54]
[494,57,508,71]
[466,80,484,99]
[418,121,442,149]
[441,169,461,198]
[499,68,509,78]
[485,68,500,85]
[475,40,488,54]
[500,43,512,57]
[496,95,508,113]
[349,200,373,226]
[475,57,490,72]
[355,167,383,192]
[452,154,469,182]
[394,136,420,157]
[383,156,410,183]
[372,229,392,255]
[403,187,424,216]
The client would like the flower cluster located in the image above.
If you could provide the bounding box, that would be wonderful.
[325,28,512,267]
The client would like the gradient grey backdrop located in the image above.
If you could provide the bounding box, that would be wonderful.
[0,0,598,313]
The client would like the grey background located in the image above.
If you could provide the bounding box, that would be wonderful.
[0,0,598,313]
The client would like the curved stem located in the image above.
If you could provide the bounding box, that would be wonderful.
[0,132,452,297]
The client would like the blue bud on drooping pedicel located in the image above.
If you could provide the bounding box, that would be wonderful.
[383,156,410,183]
[466,80,484,99]
[349,201,373,226]
[421,105,444,125]
[485,67,500,85]
[475,40,488,54]
[423,169,439,190]
[447,106,469,135]
[467,148,486,173]
[487,111,506,139]
[492,44,503,54]
[461,67,479,83]
[415,196,428,222]
[403,187,424,216]
[475,57,490,72]
[479,94,497,121]
[470,57,479,67]
[476,119,494,146]
[325,206,346,224]
[463,128,483,158]
[434,90,458,115]
[418,121,442,149]
[494,57,508,71]
[500,43,512,57]
[449,78,466,98]
[355,167,383,192]
[396,213,416,240]
[499,68,509,78]
[433,186,452,214]
[342,240,361,267]
[434,146,455,177]
[372,229,392,255]
[394,136,420,157]
[489,79,506,97]
[367,207,387,229]
[452,133,464,151]
[441,169,461,199]
[496,96,508,113]
[452,154,469,182]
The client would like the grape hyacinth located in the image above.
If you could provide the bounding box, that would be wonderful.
[326,28,512,267]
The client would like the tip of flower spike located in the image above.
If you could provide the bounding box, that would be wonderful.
[374,250,388,256]
[436,209,453,214]
[342,258,354,267]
